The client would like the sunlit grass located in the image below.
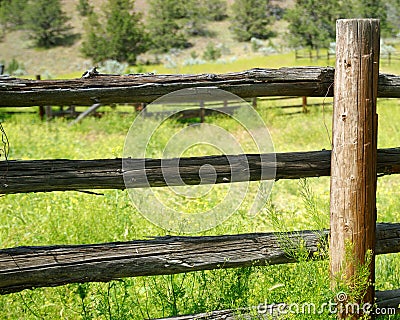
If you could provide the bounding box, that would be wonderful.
[1,57,400,319]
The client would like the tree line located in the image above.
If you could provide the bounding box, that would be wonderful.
[0,0,399,65]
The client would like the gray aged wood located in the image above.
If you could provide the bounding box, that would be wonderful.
[330,19,380,318]
[0,223,399,295]
[0,148,399,194]
[0,67,400,107]
[69,103,101,125]
[375,289,400,312]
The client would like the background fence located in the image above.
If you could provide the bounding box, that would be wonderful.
[295,47,400,66]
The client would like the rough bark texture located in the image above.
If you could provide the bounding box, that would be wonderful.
[330,19,380,318]
[1,148,399,194]
[0,223,399,295]
[0,67,399,107]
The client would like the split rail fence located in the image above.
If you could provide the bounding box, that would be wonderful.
[0,19,400,319]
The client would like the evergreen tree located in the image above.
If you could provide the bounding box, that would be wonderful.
[230,0,275,42]
[181,0,209,36]
[81,12,108,60]
[25,0,73,48]
[386,0,400,36]
[202,0,227,21]
[76,0,93,17]
[346,0,391,36]
[147,0,189,52]
[285,0,341,49]
[147,0,221,51]
[286,0,395,49]
[81,0,149,65]
[0,0,28,30]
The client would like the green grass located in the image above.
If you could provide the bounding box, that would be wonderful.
[1,70,400,318]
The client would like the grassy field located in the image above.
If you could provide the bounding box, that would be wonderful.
[1,57,400,319]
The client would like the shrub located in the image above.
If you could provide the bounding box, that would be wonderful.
[99,60,128,74]
[203,43,222,61]
[5,58,26,75]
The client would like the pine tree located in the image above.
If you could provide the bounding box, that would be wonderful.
[147,0,189,52]
[386,0,400,36]
[0,0,28,30]
[81,12,108,60]
[81,0,149,65]
[285,0,341,49]
[181,0,208,36]
[76,0,93,17]
[202,0,227,21]
[230,0,275,42]
[25,0,73,48]
[286,0,395,49]
[346,0,391,36]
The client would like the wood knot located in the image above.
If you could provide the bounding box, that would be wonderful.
[344,60,351,68]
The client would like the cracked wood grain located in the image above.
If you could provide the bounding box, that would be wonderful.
[1,68,400,107]
[0,223,399,294]
[0,148,399,194]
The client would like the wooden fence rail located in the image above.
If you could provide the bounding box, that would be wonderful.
[1,222,399,295]
[1,148,400,194]
[2,67,400,107]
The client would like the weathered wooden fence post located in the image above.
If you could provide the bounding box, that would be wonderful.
[302,96,308,113]
[36,75,45,120]
[330,19,379,318]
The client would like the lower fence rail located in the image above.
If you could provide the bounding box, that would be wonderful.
[0,223,399,295]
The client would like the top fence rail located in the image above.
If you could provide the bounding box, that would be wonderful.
[1,67,400,107]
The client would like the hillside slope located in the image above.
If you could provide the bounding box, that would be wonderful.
[0,0,292,77]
